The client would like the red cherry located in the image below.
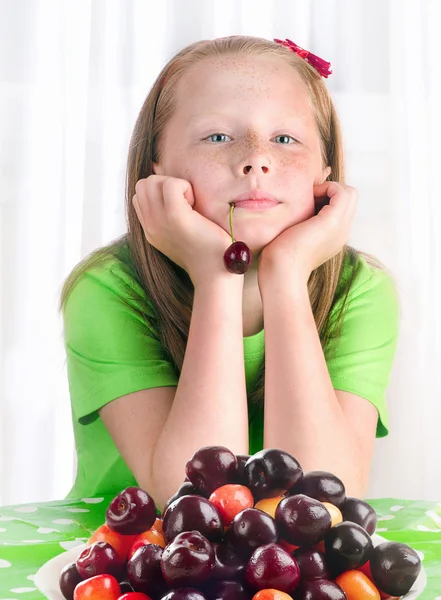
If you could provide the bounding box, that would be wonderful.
[118,594,153,600]
[209,484,254,526]
[73,574,120,600]
[224,241,251,274]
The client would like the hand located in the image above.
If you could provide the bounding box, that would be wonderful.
[133,175,232,285]
[259,181,358,282]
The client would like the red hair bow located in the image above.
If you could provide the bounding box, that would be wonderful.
[274,38,332,78]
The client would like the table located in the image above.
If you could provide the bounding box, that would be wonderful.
[0,496,440,599]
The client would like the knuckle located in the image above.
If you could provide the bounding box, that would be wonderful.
[161,176,171,191]
[135,178,146,196]
[326,213,339,229]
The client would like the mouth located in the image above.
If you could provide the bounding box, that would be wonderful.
[231,190,280,210]
[232,199,279,210]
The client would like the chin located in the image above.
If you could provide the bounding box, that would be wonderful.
[239,237,275,259]
[234,224,284,251]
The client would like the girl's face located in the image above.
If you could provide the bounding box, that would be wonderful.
[154,54,331,254]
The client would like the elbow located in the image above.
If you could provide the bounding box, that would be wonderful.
[149,449,184,513]
[341,463,370,501]
[134,472,170,515]
[344,478,368,501]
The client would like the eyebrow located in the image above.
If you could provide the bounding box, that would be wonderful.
[186,112,231,125]
[186,112,308,127]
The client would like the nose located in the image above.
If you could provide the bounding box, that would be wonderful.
[236,132,272,176]
[242,162,269,175]
[239,149,271,175]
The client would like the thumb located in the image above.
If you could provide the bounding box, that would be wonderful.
[132,194,144,226]
[181,179,196,208]
[313,181,331,196]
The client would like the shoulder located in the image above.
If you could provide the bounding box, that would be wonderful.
[326,251,400,437]
[328,248,400,353]
[63,237,154,319]
[337,249,399,313]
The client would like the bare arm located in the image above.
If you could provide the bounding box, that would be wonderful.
[260,269,377,498]
[100,274,249,509]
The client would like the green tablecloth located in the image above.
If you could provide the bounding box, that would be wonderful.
[0,496,440,599]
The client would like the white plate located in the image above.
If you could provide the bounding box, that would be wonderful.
[34,534,427,600]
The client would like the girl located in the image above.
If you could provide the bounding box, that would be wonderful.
[60,36,399,510]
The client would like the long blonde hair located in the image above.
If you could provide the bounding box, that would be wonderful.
[60,36,371,407]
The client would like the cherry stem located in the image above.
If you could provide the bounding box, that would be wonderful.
[229,203,235,243]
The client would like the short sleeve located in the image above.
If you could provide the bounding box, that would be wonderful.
[62,260,178,424]
[326,259,400,437]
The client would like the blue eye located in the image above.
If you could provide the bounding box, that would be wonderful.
[274,135,297,144]
[206,133,231,143]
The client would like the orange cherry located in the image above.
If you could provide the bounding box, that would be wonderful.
[335,570,381,600]
[252,589,293,600]
[87,523,136,562]
[322,501,343,527]
[254,496,284,519]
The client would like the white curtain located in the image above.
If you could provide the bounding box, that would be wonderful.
[1,0,440,506]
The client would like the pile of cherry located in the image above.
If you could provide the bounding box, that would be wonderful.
[60,447,421,600]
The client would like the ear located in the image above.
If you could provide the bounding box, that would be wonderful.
[152,162,164,175]
[322,166,332,182]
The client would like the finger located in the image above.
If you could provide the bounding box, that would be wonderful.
[315,192,347,218]
[347,194,358,224]
[162,177,195,214]
[314,195,330,214]
[135,176,166,224]
[333,188,358,225]
[330,190,358,231]
[313,181,344,200]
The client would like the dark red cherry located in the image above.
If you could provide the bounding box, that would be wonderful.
[127,543,164,594]
[185,446,238,497]
[244,448,303,499]
[275,494,332,547]
[245,543,300,593]
[160,590,207,600]
[76,541,123,580]
[106,486,157,535]
[370,541,422,596]
[226,508,278,558]
[223,241,251,274]
[295,578,347,600]
[233,454,250,485]
[59,562,83,600]
[324,521,373,574]
[211,542,246,580]
[293,547,329,580]
[160,530,214,588]
[162,481,202,517]
[289,471,345,508]
[341,496,377,535]
[162,495,224,543]
[205,580,251,599]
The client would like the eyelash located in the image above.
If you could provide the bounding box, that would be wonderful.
[204,133,298,144]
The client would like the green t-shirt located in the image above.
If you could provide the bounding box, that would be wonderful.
[62,245,399,499]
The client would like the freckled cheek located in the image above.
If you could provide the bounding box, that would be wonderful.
[275,155,316,190]
[272,156,317,220]
[187,151,227,182]
[183,150,226,178]
[181,155,228,217]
